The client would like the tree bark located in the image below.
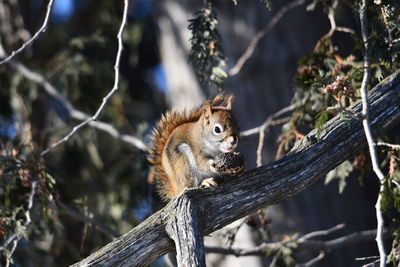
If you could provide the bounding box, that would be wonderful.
[165,194,206,267]
[71,70,400,267]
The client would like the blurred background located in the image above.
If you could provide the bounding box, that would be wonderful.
[1,0,400,266]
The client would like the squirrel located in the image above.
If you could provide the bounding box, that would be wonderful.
[148,94,241,200]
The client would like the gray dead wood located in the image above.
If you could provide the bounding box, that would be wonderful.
[165,194,206,267]
[71,71,400,267]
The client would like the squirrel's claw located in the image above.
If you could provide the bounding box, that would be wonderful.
[200,177,218,188]
[208,159,217,173]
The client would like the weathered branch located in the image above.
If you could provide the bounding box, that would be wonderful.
[165,195,206,267]
[72,70,400,267]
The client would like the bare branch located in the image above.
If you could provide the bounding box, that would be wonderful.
[256,129,265,167]
[5,240,18,267]
[56,200,120,239]
[0,0,54,65]
[296,251,325,267]
[356,256,380,261]
[205,228,383,259]
[377,141,400,150]
[0,45,148,152]
[240,104,295,137]
[241,104,295,166]
[359,2,387,266]
[314,0,355,50]
[41,0,130,155]
[363,259,381,267]
[298,223,345,242]
[228,0,307,76]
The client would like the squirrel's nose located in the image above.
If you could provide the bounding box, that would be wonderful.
[228,136,237,146]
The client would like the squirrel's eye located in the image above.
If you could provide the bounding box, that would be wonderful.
[213,124,222,135]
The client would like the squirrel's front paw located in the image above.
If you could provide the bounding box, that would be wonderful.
[208,159,218,173]
[200,177,218,188]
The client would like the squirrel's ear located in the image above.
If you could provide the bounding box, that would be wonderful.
[203,104,212,126]
[226,95,233,110]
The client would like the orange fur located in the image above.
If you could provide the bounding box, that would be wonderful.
[148,94,233,200]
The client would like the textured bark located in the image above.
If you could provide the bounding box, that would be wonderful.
[165,195,206,267]
[71,71,400,267]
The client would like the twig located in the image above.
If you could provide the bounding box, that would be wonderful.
[0,44,147,152]
[240,104,295,137]
[270,250,281,266]
[205,227,382,258]
[377,142,400,150]
[356,256,380,261]
[359,1,387,266]
[256,130,265,167]
[314,0,355,50]
[241,104,294,166]
[56,200,120,238]
[79,206,89,254]
[41,0,130,155]
[298,223,345,242]
[1,181,38,267]
[228,0,307,76]
[295,251,325,267]
[5,240,18,267]
[0,0,54,65]
[363,259,381,267]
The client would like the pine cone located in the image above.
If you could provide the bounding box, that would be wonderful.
[211,152,245,175]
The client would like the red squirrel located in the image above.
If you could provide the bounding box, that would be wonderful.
[148,94,241,200]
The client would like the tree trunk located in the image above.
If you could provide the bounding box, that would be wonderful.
[165,194,206,267]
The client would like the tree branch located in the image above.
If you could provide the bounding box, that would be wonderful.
[0,44,148,152]
[240,104,295,166]
[204,226,382,258]
[165,195,206,267]
[56,200,120,239]
[71,70,400,267]
[41,0,130,155]
[296,251,325,267]
[228,0,307,76]
[359,1,387,266]
[377,142,400,150]
[0,0,54,65]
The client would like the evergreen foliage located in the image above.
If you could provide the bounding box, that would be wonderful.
[278,1,400,264]
[188,3,227,88]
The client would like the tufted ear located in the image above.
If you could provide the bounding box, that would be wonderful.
[226,95,233,110]
[203,104,212,126]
